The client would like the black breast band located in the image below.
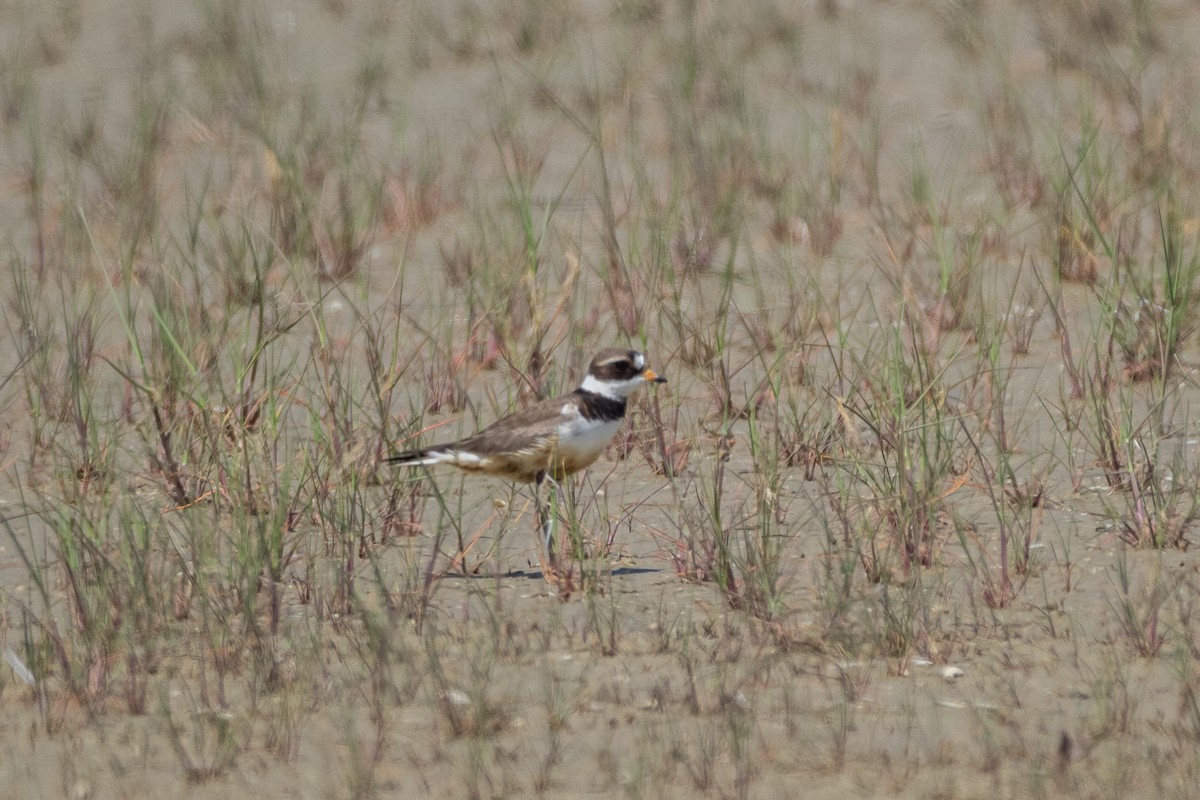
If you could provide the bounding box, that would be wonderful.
[573,389,626,422]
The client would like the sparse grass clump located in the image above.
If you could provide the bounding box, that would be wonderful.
[7,1,1200,797]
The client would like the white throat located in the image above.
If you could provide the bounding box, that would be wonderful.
[580,373,642,400]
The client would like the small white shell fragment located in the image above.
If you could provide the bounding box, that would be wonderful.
[446,689,472,706]
[941,666,965,681]
[911,657,933,667]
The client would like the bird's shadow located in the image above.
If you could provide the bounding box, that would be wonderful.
[441,564,663,581]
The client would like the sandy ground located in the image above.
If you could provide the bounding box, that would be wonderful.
[3,1,1200,798]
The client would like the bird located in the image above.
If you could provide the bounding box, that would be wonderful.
[386,348,667,572]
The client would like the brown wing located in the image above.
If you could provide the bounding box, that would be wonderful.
[453,394,569,455]
[387,393,575,482]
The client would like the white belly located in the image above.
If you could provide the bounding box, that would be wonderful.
[554,414,622,472]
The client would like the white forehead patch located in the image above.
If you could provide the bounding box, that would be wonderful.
[633,352,645,370]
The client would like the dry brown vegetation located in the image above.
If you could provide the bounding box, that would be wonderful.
[3,1,1200,798]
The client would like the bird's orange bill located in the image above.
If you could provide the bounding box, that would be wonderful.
[644,369,667,384]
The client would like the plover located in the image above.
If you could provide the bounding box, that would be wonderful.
[387,348,667,570]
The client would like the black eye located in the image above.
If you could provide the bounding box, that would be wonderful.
[613,360,630,371]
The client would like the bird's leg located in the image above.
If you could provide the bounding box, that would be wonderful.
[534,471,561,575]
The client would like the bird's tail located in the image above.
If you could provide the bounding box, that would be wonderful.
[384,449,439,466]
[386,446,487,471]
